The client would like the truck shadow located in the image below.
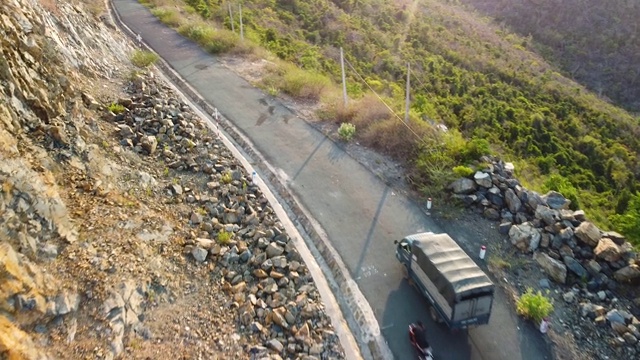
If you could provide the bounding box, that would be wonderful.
[382,280,473,360]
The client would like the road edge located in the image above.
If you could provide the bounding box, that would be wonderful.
[106,1,393,359]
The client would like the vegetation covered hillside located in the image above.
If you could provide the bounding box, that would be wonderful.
[143,0,640,246]
[457,0,640,113]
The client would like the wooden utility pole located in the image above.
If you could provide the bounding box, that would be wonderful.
[228,2,235,33]
[239,4,244,40]
[340,47,348,107]
[405,62,410,123]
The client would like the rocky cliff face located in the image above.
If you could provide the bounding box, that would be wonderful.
[1,1,344,359]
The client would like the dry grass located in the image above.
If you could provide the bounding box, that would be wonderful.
[359,118,432,160]
[350,94,393,129]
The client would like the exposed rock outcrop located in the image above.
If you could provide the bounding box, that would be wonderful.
[0,0,345,359]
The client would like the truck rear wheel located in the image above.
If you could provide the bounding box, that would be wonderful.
[402,265,409,279]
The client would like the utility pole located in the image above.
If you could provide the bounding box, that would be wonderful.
[228,2,235,33]
[239,3,244,40]
[404,62,410,123]
[340,47,348,107]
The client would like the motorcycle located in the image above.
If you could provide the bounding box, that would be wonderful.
[408,323,435,360]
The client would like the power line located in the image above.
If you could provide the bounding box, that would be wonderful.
[343,57,429,147]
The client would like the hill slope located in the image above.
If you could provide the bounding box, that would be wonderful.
[457,0,640,113]
[178,0,640,240]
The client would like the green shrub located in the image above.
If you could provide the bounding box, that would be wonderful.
[178,23,216,44]
[108,103,126,114]
[178,24,238,54]
[151,8,182,28]
[130,50,159,68]
[217,230,232,245]
[184,6,197,15]
[338,123,356,141]
[516,288,554,323]
[185,0,210,19]
[452,165,475,178]
[609,191,640,247]
[462,137,491,162]
[220,171,232,184]
[204,31,238,54]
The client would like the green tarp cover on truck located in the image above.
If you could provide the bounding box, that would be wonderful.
[407,233,494,307]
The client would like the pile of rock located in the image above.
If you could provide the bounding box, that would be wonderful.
[449,157,640,346]
[448,156,639,289]
[107,73,344,359]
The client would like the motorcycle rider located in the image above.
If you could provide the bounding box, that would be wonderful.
[413,321,432,355]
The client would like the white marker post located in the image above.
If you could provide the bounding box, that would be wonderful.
[479,245,487,260]
[252,171,257,184]
[426,197,432,215]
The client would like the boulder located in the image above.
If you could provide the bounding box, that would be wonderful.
[606,309,626,325]
[543,191,571,210]
[267,339,284,352]
[454,194,477,206]
[614,265,640,284]
[611,322,629,335]
[558,227,574,242]
[540,232,550,248]
[525,191,545,211]
[140,135,158,154]
[474,171,492,188]
[573,210,586,221]
[504,162,515,174]
[504,188,522,214]
[499,222,512,235]
[623,332,638,345]
[266,242,284,258]
[594,238,622,262]
[535,205,558,226]
[563,256,588,279]
[580,302,606,319]
[483,208,500,221]
[449,178,477,195]
[602,231,626,246]
[562,291,576,303]
[574,222,601,247]
[585,260,602,276]
[486,187,505,207]
[508,222,541,252]
[191,246,208,263]
[534,252,567,284]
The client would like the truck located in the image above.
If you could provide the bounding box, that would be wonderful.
[394,232,495,330]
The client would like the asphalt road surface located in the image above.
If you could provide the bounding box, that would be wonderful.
[112,1,553,359]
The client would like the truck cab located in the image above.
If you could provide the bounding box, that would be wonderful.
[395,238,411,264]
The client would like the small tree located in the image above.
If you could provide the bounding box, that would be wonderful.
[516,288,554,323]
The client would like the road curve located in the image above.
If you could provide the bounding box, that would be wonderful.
[110,1,552,359]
